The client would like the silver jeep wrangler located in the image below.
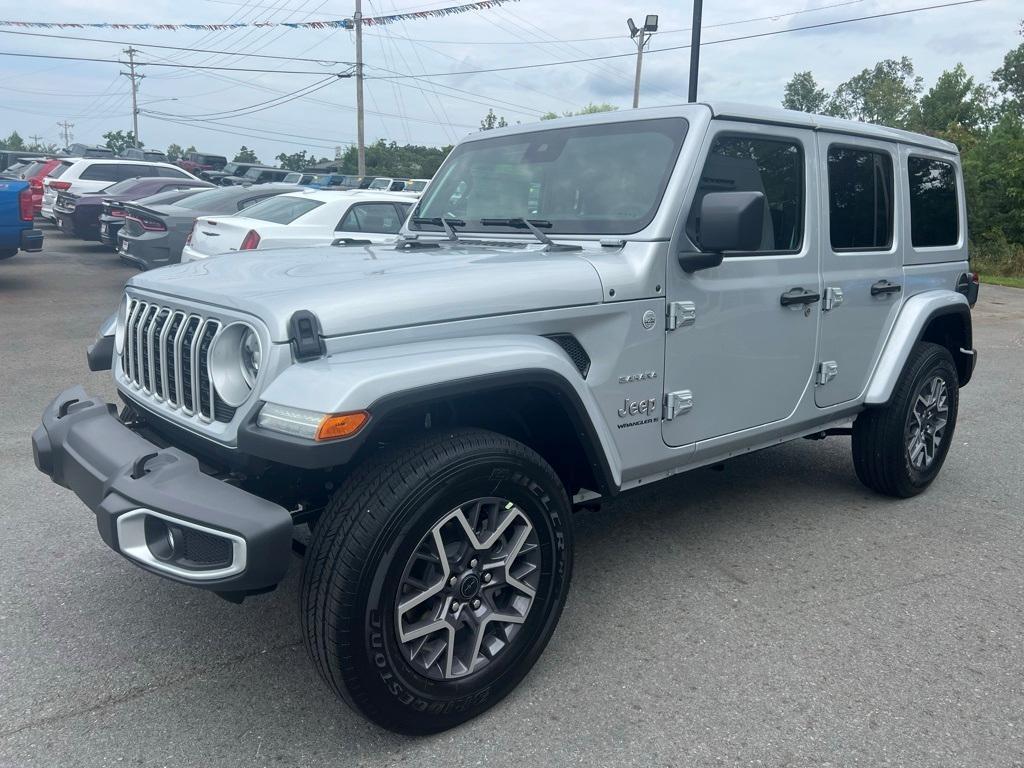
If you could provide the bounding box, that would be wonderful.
[32,102,978,734]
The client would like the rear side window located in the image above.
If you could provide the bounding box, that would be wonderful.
[338,202,404,233]
[908,157,959,247]
[827,147,894,251]
[155,166,189,179]
[79,164,122,182]
[686,135,804,252]
[238,195,323,223]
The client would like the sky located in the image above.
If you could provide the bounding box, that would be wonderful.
[0,0,1020,163]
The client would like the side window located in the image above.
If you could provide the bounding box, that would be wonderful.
[394,202,412,220]
[827,147,894,251]
[156,166,188,179]
[686,135,804,252]
[908,157,958,247]
[237,196,264,210]
[338,203,403,234]
[79,164,120,182]
[116,164,148,181]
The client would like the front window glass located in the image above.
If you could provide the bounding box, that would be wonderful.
[339,202,403,233]
[413,118,687,235]
[908,157,958,247]
[243,167,264,180]
[686,135,804,252]
[222,163,241,175]
[827,146,894,251]
[406,180,428,192]
[368,178,391,190]
[237,195,322,224]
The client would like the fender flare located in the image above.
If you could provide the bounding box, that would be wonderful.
[864,291,972,405]
[238,335,620,492]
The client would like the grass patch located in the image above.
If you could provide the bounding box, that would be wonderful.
[979,274,1024,289]
[970,234,1024,279]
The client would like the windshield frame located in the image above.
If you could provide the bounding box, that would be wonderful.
[411,117,688,237]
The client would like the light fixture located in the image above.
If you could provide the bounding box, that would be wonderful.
[626,17,638,38]
[644,14,659,31]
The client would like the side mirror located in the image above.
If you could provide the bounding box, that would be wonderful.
[678,191,766,273]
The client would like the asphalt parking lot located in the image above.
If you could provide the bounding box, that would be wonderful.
[1,225,1022,767]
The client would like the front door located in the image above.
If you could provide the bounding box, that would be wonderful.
[663,122,821,447]
[814,135,904,407]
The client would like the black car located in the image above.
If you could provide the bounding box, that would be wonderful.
[217,165,292,186]
[54,177,213,240]
[99,186,215,250]
[202,162,264,185]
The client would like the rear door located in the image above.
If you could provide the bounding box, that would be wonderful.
[815,135,903,407]
[662,122,821,447]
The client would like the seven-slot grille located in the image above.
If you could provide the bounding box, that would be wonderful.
[121,298,235,422]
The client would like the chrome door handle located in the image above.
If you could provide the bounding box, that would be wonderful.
[871,279,902,296]
[779,287,821,306]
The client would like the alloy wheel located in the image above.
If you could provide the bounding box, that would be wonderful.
[906,375,949,471]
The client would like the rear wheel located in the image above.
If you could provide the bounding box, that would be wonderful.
[852,342,959,497]
[300,428,573,734]
[0,248,17,261]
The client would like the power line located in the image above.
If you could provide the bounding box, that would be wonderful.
[0,49,354,75]
[367,0,992,80]
[0,28,354,64]
[148,75,345,120]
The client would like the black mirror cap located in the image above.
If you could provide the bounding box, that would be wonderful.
[699,190,766,254]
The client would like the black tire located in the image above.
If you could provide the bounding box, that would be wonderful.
[852,342,959,498]
[0,248,17,261]
[300,428,574,734]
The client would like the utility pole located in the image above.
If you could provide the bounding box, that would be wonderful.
[57,121,74,148]
[28,134,44,146]
[627,15,658,109]
[688,0,703,102]
[121,47,144,147]
[354,0,366,176]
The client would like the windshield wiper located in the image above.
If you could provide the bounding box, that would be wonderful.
[411,216,465,241]
[478,218,582,252]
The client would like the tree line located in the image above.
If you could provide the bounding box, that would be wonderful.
[782,22,1024,278]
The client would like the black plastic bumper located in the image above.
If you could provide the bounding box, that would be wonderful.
[21,228,43,252]
[86,333,114,372]
[31,386,294,592]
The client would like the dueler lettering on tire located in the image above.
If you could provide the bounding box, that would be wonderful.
[300,428,573,735]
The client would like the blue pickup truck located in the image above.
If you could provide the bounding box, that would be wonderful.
[0,179,43,259]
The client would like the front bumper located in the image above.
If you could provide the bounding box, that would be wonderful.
[31,386,294,592]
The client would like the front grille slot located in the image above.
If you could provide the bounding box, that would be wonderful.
[122,298,230,423]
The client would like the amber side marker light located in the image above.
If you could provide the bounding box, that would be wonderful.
[316,411,370,441]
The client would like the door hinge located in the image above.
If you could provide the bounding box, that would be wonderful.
[823,286,844,311]
[664,390,694,420]
[816,361,839,386]
[667,301,696,330]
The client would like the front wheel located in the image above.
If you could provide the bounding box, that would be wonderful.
[852,342,960,498]
[300,428,574,734]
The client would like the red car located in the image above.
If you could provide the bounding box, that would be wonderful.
[21,158,62,216]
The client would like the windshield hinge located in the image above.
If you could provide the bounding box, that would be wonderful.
[816,361,839,386]
[823,286,844,311]
[666,301,696,330]
[664,390,694,420]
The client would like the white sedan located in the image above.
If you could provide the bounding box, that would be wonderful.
[180,189,416,262]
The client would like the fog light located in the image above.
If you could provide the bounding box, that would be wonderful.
[144,516,184,562]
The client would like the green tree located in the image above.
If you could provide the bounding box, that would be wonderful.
[828,57,923,127]
[963,112,1024,243]
[276,150,311,170]
[541,103,618,120]
[234,145,258,163]
[102,130,141,154]
[2,130,25,150]
[781,71,830,114]
[166,143,184,163]
[918,64,992,134]
[993,24,1024,116]
[335,140,452,177]
[479,109,508,130]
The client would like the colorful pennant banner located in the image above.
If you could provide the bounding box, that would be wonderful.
[0,0,517,31]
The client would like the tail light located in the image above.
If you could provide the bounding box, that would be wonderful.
[48,180,71,191]
[29,177,42,190]
[239,230,261,250]
[126,214,167,232]
[18,186,33,221]
[110,209,127,218]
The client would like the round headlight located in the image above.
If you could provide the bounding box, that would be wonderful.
[114,294,129,355]
[210,323,262,407]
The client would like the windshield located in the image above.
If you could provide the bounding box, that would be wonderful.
[222,163,242,175]
[237,195,323,224]
[413,118,687,235]
[368,178,391,190]
[176,187,249,210]
[200,155,226,166]
[243,167,265,180]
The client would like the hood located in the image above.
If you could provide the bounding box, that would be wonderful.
[127,242,605,341]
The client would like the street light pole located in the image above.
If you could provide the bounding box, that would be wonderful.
[688,0,703,102]
[355,0,366,176]
[627,15,658,109]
